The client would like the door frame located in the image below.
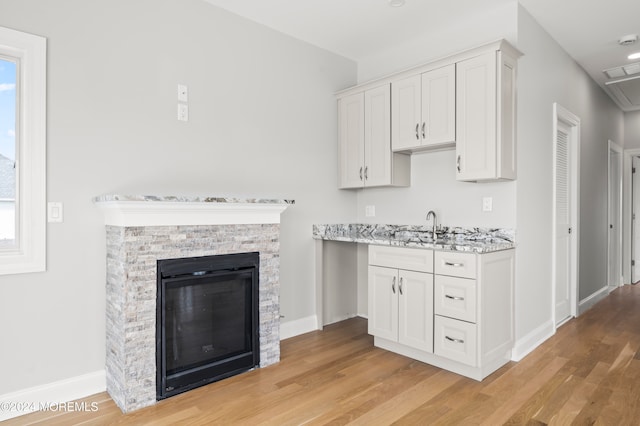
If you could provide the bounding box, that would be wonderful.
[552,103,580,328]
[622,148,640,285]
[608,140,623,289]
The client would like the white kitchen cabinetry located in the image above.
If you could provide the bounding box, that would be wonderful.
[338,84,410,189]
[392,64,456,152]
[368,245,515,381]
[456,47,519,182]
[368,246,433,353]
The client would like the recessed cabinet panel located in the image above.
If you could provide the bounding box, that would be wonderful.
[398,270,434,352]
[434,315,478,366]
[368,245,433,273]
[338,93,365,188]
[368,265,398,341]
[435,275,477,323]
[435,251,476,278]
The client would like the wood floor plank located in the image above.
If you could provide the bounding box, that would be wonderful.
[5,285,640,425]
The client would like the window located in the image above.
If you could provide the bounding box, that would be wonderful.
[0,26,46,275]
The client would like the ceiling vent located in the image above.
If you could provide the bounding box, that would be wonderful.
[619,34,638,46]
[604,62,640,110]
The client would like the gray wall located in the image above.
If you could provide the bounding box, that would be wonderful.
[0,0,357,394]
[625,111,640,149]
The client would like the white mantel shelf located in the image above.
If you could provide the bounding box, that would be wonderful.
[93,195,294,226]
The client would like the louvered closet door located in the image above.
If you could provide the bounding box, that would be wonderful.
[555,122,571,325]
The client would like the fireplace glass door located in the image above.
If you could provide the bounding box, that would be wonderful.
[157,252,259,399]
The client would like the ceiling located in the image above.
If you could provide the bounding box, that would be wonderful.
[204,0,640,112]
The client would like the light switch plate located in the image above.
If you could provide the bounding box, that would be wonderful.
[48,202,63,223]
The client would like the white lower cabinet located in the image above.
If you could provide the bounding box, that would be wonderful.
[368,246,433,353]
[368,245,515,381]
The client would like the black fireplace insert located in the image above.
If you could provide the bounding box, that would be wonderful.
[156,252,260,400]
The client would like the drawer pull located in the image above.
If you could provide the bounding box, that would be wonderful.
[445,294,465,301]
[445,335,465,344]
[444,261,464,267]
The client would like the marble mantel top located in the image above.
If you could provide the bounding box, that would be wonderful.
[93,194,294,226]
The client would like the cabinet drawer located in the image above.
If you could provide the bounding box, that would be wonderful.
[434,251,476,278]
[369,245,433,273]
[435,275,477,322]
[434,316,477,366]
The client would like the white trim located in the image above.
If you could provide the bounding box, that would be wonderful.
[280,315,318,340]
[551,103,580,327]
[0,26,47,275]
[608,140,624,288]
[622,148,640,285]
[511,319,555,362]
[578,286,610,315]
[94,201,289,226]
[0,370,106,421]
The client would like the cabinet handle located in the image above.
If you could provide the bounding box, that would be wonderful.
[456,155,461,173]
[364,166,368,180]
[445,294,465,301]
[415,123,419,140]
[444,261,464,267]
[422,122,426,139]
[399,277,404,295]
[359,167,363,181]
[392,276,396,294]
[445,336,465,344]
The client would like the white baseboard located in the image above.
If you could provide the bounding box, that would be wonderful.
[0,370,106,422]
[511,319,555,362]
[578,286,609,315]
[280,315,318,340]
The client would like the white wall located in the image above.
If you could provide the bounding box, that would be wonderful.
[625,111,640,149]
[516,5,624,346]
[0,0,357,395]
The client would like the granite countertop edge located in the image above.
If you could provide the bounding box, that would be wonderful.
[312,224,515,254]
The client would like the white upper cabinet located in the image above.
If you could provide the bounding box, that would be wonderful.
[392,64,456,152]
[337,40,520,187]
[338,84,410,189]
[456,48,518,182]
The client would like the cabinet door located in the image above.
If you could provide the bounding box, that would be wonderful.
[456,52,497,181]
[391,74,421,151]
[421,64,455,146]
[368,266,398,341]
[364,85,392,187]
[398,270,433,353]
[338,92,365,188]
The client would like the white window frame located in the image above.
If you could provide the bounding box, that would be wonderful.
[0,26,46,275]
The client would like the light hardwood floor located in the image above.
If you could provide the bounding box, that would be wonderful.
[6,284,640,425]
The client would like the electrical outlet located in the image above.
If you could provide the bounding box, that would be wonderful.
[482,197,493,212]
[177,84,188,102]
[177,104,189,121]
[365,205,376,217]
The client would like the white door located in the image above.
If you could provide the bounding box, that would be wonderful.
[338,92,364,189]
[554,120,573,325]
[608,141,623,288]
[633,157,640,283]
[367,266,398,341]
[421,64,456,146]
[391,74,421,151]
[397,270,433,353]
[364,85,391,187]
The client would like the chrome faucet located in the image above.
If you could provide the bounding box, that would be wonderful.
[426,210,437,240]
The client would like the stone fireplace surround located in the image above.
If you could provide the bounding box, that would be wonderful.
[94,195,293,413]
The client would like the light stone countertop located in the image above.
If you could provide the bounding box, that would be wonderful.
[93,194,295,205]
[313,224,515,254]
